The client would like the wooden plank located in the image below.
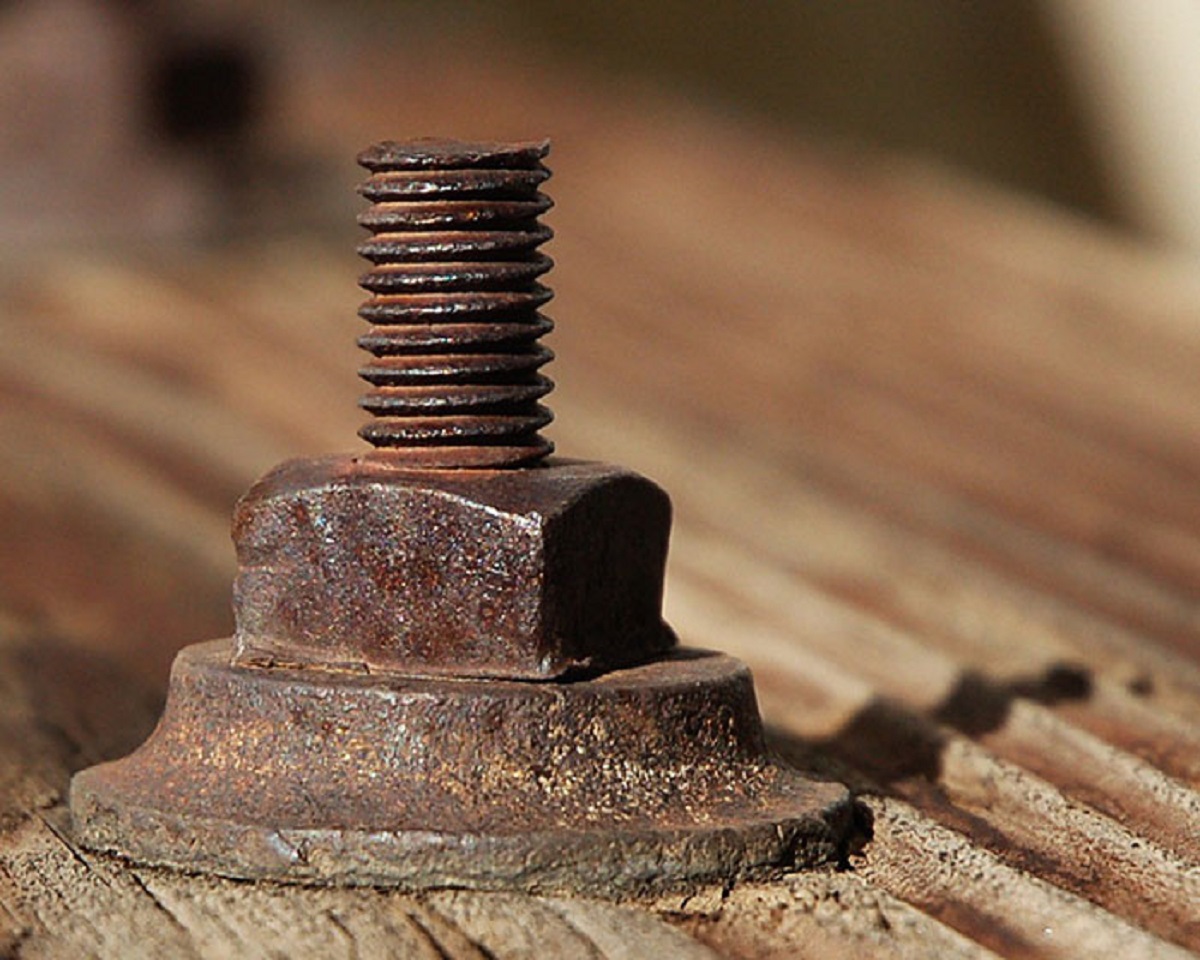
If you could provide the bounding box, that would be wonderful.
[1,31,1200,958]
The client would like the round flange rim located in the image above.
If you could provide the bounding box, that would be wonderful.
[70,639,854,894]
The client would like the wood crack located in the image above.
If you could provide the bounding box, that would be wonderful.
[127,873,193,947]
[322,910,360,960]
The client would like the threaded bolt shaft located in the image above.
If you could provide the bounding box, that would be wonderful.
[355,138,556,469]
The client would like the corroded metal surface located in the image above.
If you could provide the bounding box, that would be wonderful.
[230,456,676,679]
[69,138,852,893]
[356,138,556,469]
[71,640,853,893]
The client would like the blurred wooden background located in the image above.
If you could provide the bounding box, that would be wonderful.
[1,4,1199,958]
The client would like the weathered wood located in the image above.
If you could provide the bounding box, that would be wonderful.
[2,32,1200,958]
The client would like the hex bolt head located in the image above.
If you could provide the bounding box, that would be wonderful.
[231,456,676,679]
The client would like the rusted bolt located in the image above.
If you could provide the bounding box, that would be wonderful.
[230,141,674,679]
[70,139,853,894]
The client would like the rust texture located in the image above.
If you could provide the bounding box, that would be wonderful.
[72,640,852,892]
[70,138,853,894]
[356,138,555,469]
[229,456,676,678]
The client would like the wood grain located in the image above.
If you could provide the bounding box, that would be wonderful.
[1,31,1199,958]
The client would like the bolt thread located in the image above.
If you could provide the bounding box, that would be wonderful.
[355,138,555,469]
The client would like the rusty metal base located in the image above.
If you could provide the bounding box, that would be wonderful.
[71,640,852,894]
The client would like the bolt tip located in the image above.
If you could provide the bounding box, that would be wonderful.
[358,138,551,171]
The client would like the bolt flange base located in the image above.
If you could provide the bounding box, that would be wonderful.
[71,640,852,894]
